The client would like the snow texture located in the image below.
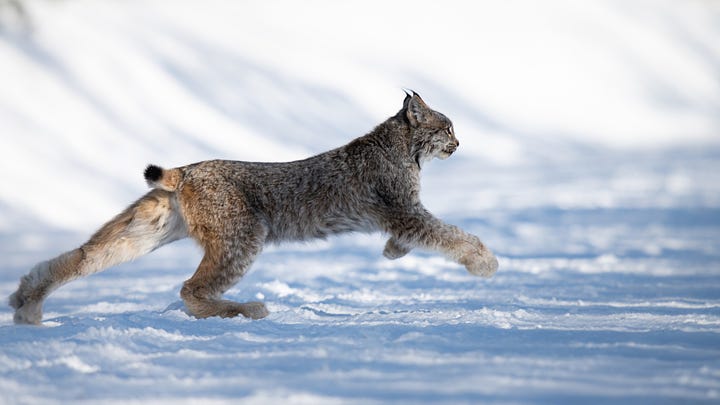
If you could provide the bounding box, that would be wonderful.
[1,0,719,403]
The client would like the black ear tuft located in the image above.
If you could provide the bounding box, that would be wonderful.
[144,164,163,182]
[401,88,415,109]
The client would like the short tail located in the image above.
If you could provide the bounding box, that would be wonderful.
[144,164,183,192]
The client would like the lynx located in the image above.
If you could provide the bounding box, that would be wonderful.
[9,91,498,325]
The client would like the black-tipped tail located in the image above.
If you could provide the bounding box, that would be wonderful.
[144,164,182,192]
[144,164,163,182]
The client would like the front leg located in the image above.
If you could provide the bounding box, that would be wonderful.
[386,207,498,277]
[453,232,499,278]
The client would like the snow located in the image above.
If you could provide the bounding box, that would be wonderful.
[1,0,720,403]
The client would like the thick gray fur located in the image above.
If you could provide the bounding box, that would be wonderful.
[9,92,498,324]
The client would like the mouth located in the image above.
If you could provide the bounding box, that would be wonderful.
[440,144,458,158]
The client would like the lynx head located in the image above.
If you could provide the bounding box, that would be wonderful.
[402,91,459,166]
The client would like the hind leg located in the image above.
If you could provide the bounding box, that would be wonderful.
[9,190,186,325]
[9,248,84,324]
[181,228,269,320]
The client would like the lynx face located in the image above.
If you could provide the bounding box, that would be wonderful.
[405,94,460,164]
[435,122,459,160]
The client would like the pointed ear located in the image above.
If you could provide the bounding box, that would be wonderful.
[406,94,429,127]
[402,90,412,110]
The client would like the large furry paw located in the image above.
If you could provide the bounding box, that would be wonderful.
[235,301,270,320]
[9,289,43,325]
[10,261,51,325]
[383,238,411,260]
[186,296,270,320]
[457,237,499,278]
[216,301,269,320]
[461,252,499,278]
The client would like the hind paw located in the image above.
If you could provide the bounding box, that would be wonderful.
[236,301,269,320]
[213,301,270,320]
[9,291,43,325]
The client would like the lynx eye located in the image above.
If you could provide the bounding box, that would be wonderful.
[445,127,453,137]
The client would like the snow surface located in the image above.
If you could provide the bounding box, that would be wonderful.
[1,0,719,403]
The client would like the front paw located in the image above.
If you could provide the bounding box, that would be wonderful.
[383,238,411,260]
[460,250,499,278]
